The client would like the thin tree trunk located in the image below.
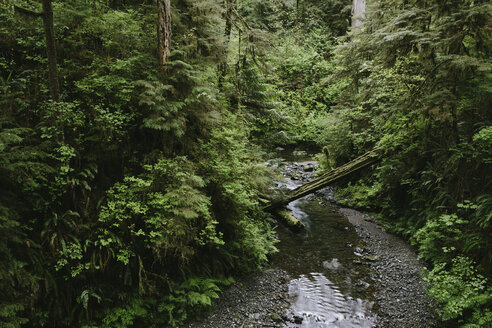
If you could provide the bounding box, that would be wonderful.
[41,0,60,101]
[219,0,235,86]
[295,0,299,25]
[157,0,172,68]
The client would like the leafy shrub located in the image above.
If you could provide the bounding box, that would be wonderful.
[335,181,383,210]
[158,277,234,326]
[413,213,470,264]
[473,126,492,164]
[424,256,492,326]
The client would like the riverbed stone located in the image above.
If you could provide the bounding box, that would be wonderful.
[322,258,341,270]
[293,150,308,156]
[303,164,314,172]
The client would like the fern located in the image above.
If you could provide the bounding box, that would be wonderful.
[159,277,234,326]
[476,194,492,229]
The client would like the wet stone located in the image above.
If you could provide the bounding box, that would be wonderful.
[293,315,303,324]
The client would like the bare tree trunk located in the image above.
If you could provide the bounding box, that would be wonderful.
[219,0,235,86]
[351,0,366,29]
[295,0,299,25]
[41,0,60,101]
[157,0,172,68]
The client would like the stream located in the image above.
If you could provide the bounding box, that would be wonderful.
[271,157,378,327]
[186,152,437,328]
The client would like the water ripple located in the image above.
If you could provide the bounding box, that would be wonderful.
[286,273,375,328]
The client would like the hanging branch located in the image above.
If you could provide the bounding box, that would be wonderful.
[13,5,43,17]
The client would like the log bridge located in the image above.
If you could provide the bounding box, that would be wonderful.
[265,148,381,213]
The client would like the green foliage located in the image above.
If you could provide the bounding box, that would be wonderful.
[2,0,489,326]
[97,297,148,328]
[158,276,234,326]
[95,157,222,265]
[336,181,382,210]
[262,29,342,147]
[0,0,279,326]
[414,213,471,264]
[199,113,278,270]
[301,0,492,325]
[473,126,492,164]
[476,194,492,230]
[424,256,492,326]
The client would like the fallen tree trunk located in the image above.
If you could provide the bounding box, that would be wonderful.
[265,148,381,211]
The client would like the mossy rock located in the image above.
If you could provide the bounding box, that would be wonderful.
[276,209,305,232]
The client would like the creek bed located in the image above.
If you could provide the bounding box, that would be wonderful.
[273,161,378,327]
[185,154,438,328]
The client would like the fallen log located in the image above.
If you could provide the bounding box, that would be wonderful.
[265,148,381,211]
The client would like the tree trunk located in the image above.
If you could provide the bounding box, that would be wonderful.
[219,0,235,86]
[264,148,381,211]
[351,0,366,29]
[295,0,299,25]
[157,0,172,68]
[41,0,60,101]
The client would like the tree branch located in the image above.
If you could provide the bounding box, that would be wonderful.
[14,5,43,18]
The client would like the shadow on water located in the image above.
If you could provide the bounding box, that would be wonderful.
[271,155,378,327]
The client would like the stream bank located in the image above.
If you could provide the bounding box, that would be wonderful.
[338,208,439,327]
[185,157,438,328]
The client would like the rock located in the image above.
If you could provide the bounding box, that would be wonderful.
[368,272,379,280]
[293,315,303,324]
[303,165,314,172]
[357,280,371,289]
[355,246,364,253]
[250,313,260,320]
[276,209,305,232]
[323,258,341,270]
[293,150,308,156]
[365,255,380,262]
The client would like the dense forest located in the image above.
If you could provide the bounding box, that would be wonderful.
[0,0,490,327]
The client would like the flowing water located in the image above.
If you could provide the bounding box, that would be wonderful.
[271,156,378,327]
